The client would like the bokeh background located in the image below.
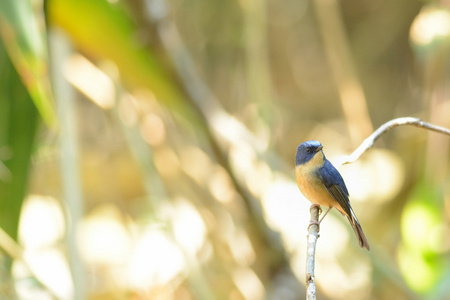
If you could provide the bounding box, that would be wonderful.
[0,0,450,299]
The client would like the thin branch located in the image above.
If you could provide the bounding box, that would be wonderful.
[338,117,450,165]
[306,117,450,299]
[306,206,320,300]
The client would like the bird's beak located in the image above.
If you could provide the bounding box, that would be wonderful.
[316,145,323,152]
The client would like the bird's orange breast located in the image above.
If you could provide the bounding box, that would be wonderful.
[295,152,335,208]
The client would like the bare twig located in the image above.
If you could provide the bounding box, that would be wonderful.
[306,117,450,299]
[339,117,450,165]
[306,205,320,300]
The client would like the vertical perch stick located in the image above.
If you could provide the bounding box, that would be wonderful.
[306,205,320,300]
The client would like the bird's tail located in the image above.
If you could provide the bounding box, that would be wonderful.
[348,209,370,251]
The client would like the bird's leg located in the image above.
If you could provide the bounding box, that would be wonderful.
[308,204,322,231]
[308,205,333,232]
[318,207,332,224]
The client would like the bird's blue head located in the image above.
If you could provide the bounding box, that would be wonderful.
[295,140,324,166]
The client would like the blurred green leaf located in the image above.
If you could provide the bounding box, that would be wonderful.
[401,196,440,253]
[0,0,56,128]
[398,245,442,294]
[0,39,38,243]
[399,181,445,294]
[47,0,202,125]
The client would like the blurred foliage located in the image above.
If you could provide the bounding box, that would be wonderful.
[0,38,38,248]
[0,37,38,300]
[47,0,203,127]
[400,181,447,295]
[0,0,449,299]
[0,0,55,127]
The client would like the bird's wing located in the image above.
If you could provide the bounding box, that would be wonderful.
[319,159,370,250]
[318,160,352,217]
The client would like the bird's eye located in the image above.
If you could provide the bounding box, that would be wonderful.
[306,148,311,153]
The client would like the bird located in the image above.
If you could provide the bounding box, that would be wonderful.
[295,140,370,251]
